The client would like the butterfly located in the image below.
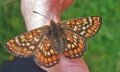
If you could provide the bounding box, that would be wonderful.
[5,16,102,68]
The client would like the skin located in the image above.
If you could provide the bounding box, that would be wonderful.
[21,0,89,72]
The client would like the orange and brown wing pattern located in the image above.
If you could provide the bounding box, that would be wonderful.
[63,30,86,59]
[34,34,60,68]
[60,16,102,38]
[5,26,48,57]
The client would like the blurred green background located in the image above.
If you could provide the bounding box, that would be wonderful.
[0,0,120,72]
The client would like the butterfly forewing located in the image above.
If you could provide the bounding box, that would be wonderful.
[60,16,102,38]
[5,26,49,57]
[63,30,86,59]
[34,33,60,68]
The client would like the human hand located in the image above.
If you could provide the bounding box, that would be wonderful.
[21,0,89,72]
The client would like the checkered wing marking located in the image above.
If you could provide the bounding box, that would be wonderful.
[60,16,102,38]
[63,30,86,59]
[34,34,60,68]
[5,26,48,57]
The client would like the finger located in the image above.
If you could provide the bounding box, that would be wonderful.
[47,56,89,72]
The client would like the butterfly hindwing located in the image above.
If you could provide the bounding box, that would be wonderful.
[63,30,86,59]
[5,26,49,57]
[34,33,60,68]
[60,16,102,38]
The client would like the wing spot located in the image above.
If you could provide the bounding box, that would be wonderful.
[66,21,70,25]
[20,35,26,42]
[89,17,92,21]
[85,33,90,38]
[25,33,30,39]
[67,37,70,40]
[22,43,25,46]
[70,20,76,25]
[79,53,82,55]
[76,21,80,24]
[73,34,77,38]
[87,25,90,28]
[44,51,47,56]
[23,48,27,53]
[44,58,47,64]
[71,55,74,57]
[72,44,75,48]
[29,46,35,50]
[90,27,94,31]
[74,49,78,54]
[67,44,71,49]
[40,55,44,62]
[87,29,93,34]
[11,44,15,48]
[49,63,52,66]
[80,31,85,35]
[20,35,25,39]
[64,52,69,56]
[29,35,33,38]
[52,55,56,61]
[73,34,77,39]
[50,49,54,54]
[17,51,20,55]
[26,42,30,46]
[82,18,88,24]
[54,61,57,63]
[42,48,45,53]
[54,51,57,54]
[21,39,26,42]
[73,26,77,31]
[79,44,83,49]
[65,48,68,51]
[82,26,87,30]
[36,50,41,57]
[77,19,83,24]
[15,38,19,43]
[31,30,38,36]
[73,42,77,46]
[48,58,52,62]
[77,47,81,52]
[37,30,41,32]
[47,43,50,47]
[26,50,32,54]
[40,44,43,50]
[8,39,14,45]
[74,38,77,43]
[47,52,50,56]
[69,50,73,55]
[88,17,93,23]
[34,37,39,42]
[75,54,79,57]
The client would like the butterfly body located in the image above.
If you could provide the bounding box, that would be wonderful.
[48,20,64,53]
[5,16,102,68]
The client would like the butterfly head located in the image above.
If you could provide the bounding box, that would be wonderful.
[50,20,57,26]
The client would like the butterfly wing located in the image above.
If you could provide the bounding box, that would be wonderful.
[62,30,86,59]
[60,16,102,38]
[5,26,49,57]
[34,33,60,68]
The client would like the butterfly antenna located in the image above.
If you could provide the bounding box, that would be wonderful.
[33,11,51,21]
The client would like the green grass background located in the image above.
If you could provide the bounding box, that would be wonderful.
[0,0,120,72]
